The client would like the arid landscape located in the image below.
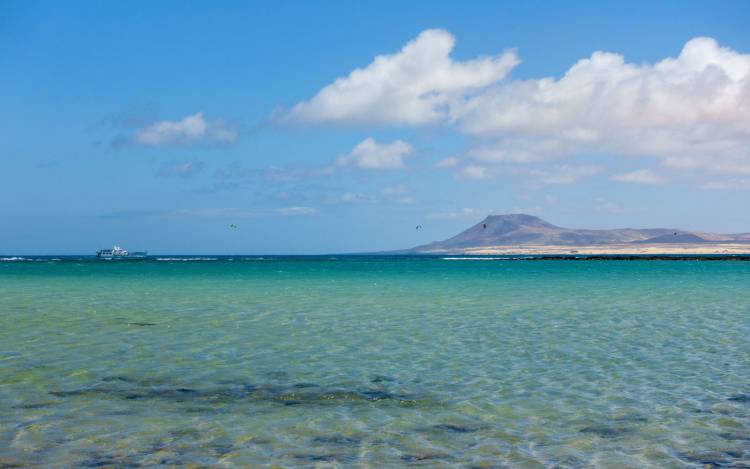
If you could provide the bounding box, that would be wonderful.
[403,214,750,254]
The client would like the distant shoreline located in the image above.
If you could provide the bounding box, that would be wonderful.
[3,251,750,262]
[413,243,750,256]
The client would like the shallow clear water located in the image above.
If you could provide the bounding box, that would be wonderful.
[1,256,749,468]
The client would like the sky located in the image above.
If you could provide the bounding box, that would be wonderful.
[1,0,749,254]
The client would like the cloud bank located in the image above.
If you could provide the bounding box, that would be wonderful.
[459,37,750,175]
[287,31,750,184]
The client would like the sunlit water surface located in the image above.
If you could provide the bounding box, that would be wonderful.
[1,256,749,468]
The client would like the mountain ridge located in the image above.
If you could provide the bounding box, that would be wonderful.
[403,214,750,253]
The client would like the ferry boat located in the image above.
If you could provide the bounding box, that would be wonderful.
[96,245,148,259]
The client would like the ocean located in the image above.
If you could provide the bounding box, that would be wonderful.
[1,256,749,467]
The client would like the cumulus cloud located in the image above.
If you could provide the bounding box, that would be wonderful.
[135,112,237,146]
[612,169,665,185]
[458,37,750,174]
[337,138,414,170]
[284,31,750,185]
[157,160,204,178]
[284,29,518,125]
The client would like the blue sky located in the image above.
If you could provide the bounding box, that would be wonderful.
[2,1,749,254]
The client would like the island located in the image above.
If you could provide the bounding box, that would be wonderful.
[400,214,750,255]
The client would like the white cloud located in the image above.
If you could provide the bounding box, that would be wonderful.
[274,206,317,216]
[284,29,518,125]
[612,169,665,185]
[157,160,204,178]
[458,37,750,175]
[459,164,491,180]
[135,112,237,146]
[529,165,600,184]
[284,32,750,185]
[434,156,459,168]
[337,138,414,170]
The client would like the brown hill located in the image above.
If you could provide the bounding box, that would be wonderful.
[405,214,750,253]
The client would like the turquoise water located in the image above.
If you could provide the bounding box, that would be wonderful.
[1,256,749,468]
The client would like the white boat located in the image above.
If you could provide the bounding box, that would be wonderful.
[96,245,147,258]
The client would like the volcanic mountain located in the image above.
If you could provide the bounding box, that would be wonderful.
[404,214,750,253]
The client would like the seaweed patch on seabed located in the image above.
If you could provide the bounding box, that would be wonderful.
[677,450,750,468]
[719,432,750,442]
[400,452,453,463]
[294,453,359,464]
[78,450,145,468]
[371,374,396,383]
[77,431,235,467]
[727,393,750,403]
[431,423,481,433]
[578,426,631,438]
[12,401,57,409]
[0,458,27,469]
[49,376,434,408]
[311,435,362,446]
